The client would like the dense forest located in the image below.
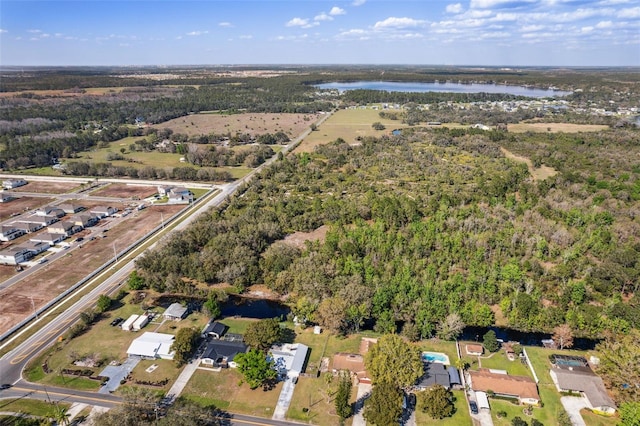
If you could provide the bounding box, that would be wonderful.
[135,124,640,340]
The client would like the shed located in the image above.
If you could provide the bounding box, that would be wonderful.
[163,303,188,321]
[466,344,484,356]
[476,391,490,410]
[202,321,227,339]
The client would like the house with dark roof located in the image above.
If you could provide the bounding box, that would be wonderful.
[549,365,616,415]
[202,321,227,339]
[201,340,248,368]
[469,369,540,406]
[59,203,84,214]
[416,362,451,390]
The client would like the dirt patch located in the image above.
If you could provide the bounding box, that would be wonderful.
[91,183,157,199]
[507,122,608,133]
[0,204,184,334]
[283,225,329,249]
[7,181,80,194]
[500,147,558,181]
[0,196,54,221]
[154,113,319,139]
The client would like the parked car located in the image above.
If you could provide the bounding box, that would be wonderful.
[469,401,478,414]
[110,317,124,327]
[0,384,11,390]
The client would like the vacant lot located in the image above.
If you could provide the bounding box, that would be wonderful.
[78,138,186,170]
[6,180,80,194]
[0,204,183,334]
[294,109,408,153]
[0,196,53,221]
[91,183,157,199]
[154,112,319,138]
[507,122,609,133]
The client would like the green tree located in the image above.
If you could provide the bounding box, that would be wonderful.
[335,371,353,420]
[243,318,282,353]
[171,327,199,366]
[619,401,640,426]
[363,381,402,426]
[235,349,277,389]
[416,384,455,419]
[365,334,423,388]
[202,293,221,319]
[511,417,528,426]
[372,122,386,131]
[483,330,500,353]
[436,313,465,340]
[127,270,146,290]
[595,330,640,403]
[50,403,71,426]
[96,294,112,313]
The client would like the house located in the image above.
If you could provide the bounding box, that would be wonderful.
[132,314,150,331]
[69,213,98,228]
[3,179,27,189]
[332,353,371,384]
[121,314,140,331]
[167,187,193,205]
[0,225,25,242]
[90,206,118,218]
[416,362,451,390]
[126,332,175,360]
[0,247,32,265]
[48,221,82,237]
[163,303,188,321]
[58,203,84,214]
[12,221,43,234]
[17,240,50,255]
[270,343,309,379]
[35,206,65,218]
[468,369,540,406]
[201,340,248,368]
[0,191,13,203]
[466,344,484,356]
[157,185,173,196]
[202,321,227,339]
[25,214,59,227]
[549,364,616,415]
[30,233,66,245]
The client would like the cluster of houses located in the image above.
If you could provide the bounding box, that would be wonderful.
[0,203,118,265]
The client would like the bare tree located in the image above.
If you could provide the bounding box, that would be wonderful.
[552,324,574,350]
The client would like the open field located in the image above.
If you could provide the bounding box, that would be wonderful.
[0,88,126,98]
[90,183,158,199]
[501,147,558,181]
[507,122,609,133]
[0,204,184,334]
[286,375,356,426]
[294,109,409,153]
[154,112,319,138]
[7,180,80,194]
[77,137,186,169]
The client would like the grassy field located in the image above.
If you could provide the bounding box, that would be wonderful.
[77,137,186,169]
[477,350,532,377]
[414,390,472,425]
[0,398,70,417]
[286,375,356,426]
[293,328,362,372]
[294,108,409,153]
[125,358,183,393]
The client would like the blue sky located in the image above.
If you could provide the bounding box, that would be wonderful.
[1,0,639,66]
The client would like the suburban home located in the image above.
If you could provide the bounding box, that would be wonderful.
[90,206,118,218]
[126,332,175,360]
[416,362,451,390]
[549,364,616,415]
[201,340,248,368]
[48,221,81,237]
[163,303,188,321]
[167,187,193,205]
[12,221,43,234]
[25,214,59,227]
[448,366,462,387]
[35,206,65,218]
[69,213,98,228]
[468,369,540,406]
[0,191,13,203]
[202,321,227,339]
[0,247,32,265]
[332,353,371,384]
[270,343,310,379]
[466,344,485,356]
[58,203,84,214]
[30,233,66,245]
[17,240,50,255]
[3,179,27,189]
[121,314,140,331]
[0,225,25,242]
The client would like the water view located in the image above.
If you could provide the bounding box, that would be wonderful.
[316,81,571,98]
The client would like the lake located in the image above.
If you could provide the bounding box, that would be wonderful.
[316,81,571,98]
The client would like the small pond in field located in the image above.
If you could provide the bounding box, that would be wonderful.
[221,295,290,319]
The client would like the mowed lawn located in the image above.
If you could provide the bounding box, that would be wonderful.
[294,108,409,153]
[286,375,357,426]
[414,390,472,425]
[77,137,186,169]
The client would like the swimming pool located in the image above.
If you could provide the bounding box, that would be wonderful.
[421,351,450,364]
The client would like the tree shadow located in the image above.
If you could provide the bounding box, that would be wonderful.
[281,327,297,344]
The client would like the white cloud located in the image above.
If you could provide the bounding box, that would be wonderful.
[330,6,346,16]
[595,20,613,28]
[314,12,333,21]
[219,22,233,28]
[617,6,640,18]
[0,29,7,34]
[352,0,366,5]
[27,29,42,33]
[373,17,426,29]
[470,0,521,8]
[520,24,545,31]
[186,30,208,36]
[239,35,253,39]
[286,17,309,27]
[446,3,464,13]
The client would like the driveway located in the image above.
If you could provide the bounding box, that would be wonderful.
[272,375,297,420]
[561,396,588,426]
[98,357,141,394]
[352,383,372,426]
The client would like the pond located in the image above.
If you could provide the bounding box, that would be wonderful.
[220,295,290,319]
[461,326,598,350]
[316,81,571,98]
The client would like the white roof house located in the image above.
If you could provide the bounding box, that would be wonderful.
[126,332,175,360]
[270,343,309,378]
[163,303,188,321]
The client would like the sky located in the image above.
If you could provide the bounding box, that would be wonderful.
[0,0,639,67]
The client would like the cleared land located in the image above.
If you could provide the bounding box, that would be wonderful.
[507,122,609,133]
[153,112,319,138]
[90,183,157,199]
[6,181,80,194]
[0,204,183,334]
[294,109,408,153]
[78,138,186,169]
[0,196,53,221]
[500,147,558,181]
